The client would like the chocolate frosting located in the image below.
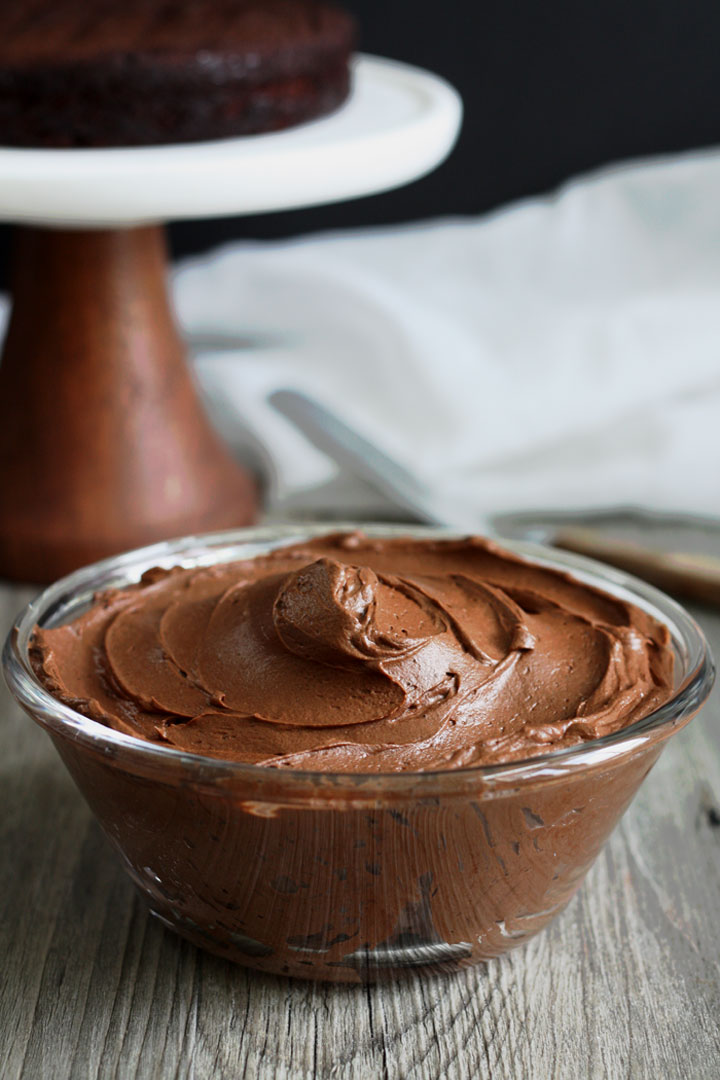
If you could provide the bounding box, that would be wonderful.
[32,533,674,772]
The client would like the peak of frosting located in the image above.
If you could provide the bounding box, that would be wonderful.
[31,533,674,772]
[272,557,444,667]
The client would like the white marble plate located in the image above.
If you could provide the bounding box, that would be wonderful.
[0,55,462,227]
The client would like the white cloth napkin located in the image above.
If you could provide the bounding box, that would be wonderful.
[109,150,720,519]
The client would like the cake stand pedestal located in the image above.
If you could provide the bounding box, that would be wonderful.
[0,225,253,581]
[0,56,461,581]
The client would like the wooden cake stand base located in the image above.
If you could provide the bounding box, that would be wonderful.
[0,226,257,583]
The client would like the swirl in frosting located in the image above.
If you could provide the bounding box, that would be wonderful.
[32,533,674,771]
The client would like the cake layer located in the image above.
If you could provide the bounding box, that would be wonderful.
[0,0,355,147]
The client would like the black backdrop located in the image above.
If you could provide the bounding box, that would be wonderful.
[1,0,720,286]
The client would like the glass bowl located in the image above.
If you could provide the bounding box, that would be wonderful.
[3,524,714,983]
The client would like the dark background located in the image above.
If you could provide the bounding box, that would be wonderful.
[1,0,720,286]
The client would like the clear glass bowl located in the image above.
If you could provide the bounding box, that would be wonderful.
[3,525,715,983]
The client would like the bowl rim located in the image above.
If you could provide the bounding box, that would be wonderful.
[3,522,715,792]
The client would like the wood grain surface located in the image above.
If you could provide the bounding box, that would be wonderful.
[2,581,719,1080]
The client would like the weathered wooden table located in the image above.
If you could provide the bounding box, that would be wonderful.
[2,580,719,1080]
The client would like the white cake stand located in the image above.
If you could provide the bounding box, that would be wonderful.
[0,56,462,582]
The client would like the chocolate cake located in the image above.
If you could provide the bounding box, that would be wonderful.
[0,0,356,148]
